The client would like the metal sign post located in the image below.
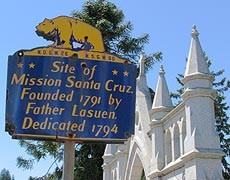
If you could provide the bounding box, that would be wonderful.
[62,141,75,180]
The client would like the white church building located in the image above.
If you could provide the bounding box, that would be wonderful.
[102,26,224,180]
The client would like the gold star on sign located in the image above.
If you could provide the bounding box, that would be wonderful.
[17,62,23,68]
[29,63,35,69]
[123,71,129,77]
[112,69,118,75]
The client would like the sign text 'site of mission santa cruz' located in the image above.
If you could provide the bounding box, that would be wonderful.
[6,16,136,143]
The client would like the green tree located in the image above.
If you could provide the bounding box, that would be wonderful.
[171,59,230,179]
[73,144,106,180]
[17,0,162,179]
[17,140,62,170]
[72,0,162,71]
[213,68,230,179]
[0,169,14,180]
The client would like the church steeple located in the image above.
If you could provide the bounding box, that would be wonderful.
[151,65,173,120]
[183,25,213,90]
[184,25,210,76]
[152,65,173,109]
[182,25,220,154]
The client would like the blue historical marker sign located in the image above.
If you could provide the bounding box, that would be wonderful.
[6,54,136,142]
[6,16,137,143]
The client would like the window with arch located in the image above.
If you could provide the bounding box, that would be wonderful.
[165,129,172,165]
[181,118,186,155]
[173,123,180,160]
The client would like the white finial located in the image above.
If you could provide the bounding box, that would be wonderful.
[191,24,199,37]
[159,65,165,75]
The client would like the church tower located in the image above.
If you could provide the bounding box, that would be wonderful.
[182,25,223,179]
[150,65,173,172]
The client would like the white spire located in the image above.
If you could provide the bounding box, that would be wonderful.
[136,53,152,111]
[152,65,173,109]
[137,53,149,92]
[139,53,146,76]
[184,25,210,77]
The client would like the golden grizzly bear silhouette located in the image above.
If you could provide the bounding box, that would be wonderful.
[36,16,105,52]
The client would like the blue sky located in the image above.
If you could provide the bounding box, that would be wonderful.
[1,0,229,179]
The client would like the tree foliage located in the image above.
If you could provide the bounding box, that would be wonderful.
[17,140,62,170]
[17,0,161,179]
[212,67,230,179]
[171,58,230,179]
[0,169,14,180]
[74,144,106,180]
[72,0,162,72]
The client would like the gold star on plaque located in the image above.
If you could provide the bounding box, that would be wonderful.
[29,63,35,69]
[17,62,23,68]
[123,71,129,77]
[112,69,118,75]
